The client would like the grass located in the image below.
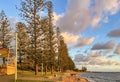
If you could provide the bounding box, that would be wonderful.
[16,79,52,82]
[8,79,53,82]
[0,71,56,82]
[16,70,65,82]
[0,70,71,82]
[18,70,64,78]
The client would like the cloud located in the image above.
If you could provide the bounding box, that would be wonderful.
[61,32,95,48]
[58,0,91,33]
[74,51,120,66]
[114,43,120,55]
[74,54,86,62]
[57,0,120,33]
[101,0,120,15]
[107,54,116,58]
[107,28,120,38]
[74,37,95,47]
[85,51,103,63]
[91,40,115,50]
[91,16,101,27]
[61,32,79,46]
[53,12,63,26]
[90,0,120,27]
[8,17,19,30]
[87,65,120,72]
[74,51,102,64]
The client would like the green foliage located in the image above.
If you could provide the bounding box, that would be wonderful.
[82,66,87,72]
[18,0,46,75]
[45,1,56,71]
[16,22,29,66]
[16,0,75,74]
[0,10,12,48]
[0,0,77,77]
[58,37,75,71]
[0,10,12,65]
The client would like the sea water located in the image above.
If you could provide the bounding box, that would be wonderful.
[78,72,120,82]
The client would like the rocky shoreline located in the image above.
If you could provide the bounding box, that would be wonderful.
[62,76,89,82]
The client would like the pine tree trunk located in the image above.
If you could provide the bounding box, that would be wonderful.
[45,64,47,75]
[3,57,5,65]
[19,55,22,69]
[35,63,38,75]
[59,68,61,72]
[51,65,54,74]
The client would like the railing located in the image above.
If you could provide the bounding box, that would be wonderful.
[0,63,15,75]
[0,64,6,74]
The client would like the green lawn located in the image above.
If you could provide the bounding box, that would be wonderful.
[0,70,67,82]
[16,79,52,82]
[17,70,65,82]
[18,70,64,78]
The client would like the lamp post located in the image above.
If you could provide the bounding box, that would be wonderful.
[8,33,18,82]
[15,33,18,82]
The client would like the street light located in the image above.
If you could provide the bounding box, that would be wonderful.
[15,33,18,82]
[8,33,18,82]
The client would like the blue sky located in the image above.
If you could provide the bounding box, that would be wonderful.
[0,0,120,72]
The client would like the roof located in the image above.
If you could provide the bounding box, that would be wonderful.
[0,48,12,58]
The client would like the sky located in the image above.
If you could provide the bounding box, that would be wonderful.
[0,0,120,72]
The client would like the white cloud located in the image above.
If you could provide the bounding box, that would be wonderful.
[74,54,86,62]
[58,0,91,33]
[74,50,120,71]
[74,37,95,47]
[61,32,79,46]
[57,0,120,33]
[53,12,63,26]
[61,32,95,48]
[102,0,120,15]
[91,16,101,27]
[90,0,120,27]
[8,17,19,30]
[87,65,120,72]
[114,43,120,55]
[74,51,120,66]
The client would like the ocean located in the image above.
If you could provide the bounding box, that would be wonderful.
[77,72,120,82]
